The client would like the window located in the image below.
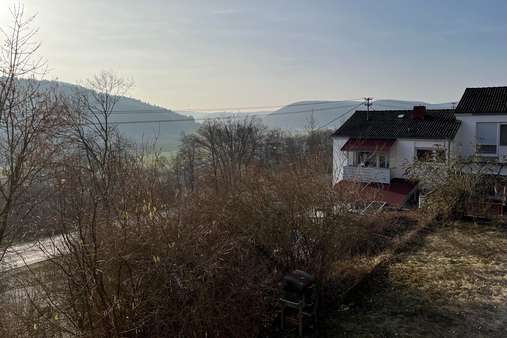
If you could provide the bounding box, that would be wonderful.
[416,148,446,162]
[353,152,389,168]
[416,149,434,162]
[378,153,389,168]
[356,151,376,167]
[476,122,497,154]
[501,125,507,146]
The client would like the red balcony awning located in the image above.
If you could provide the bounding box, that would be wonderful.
[341,138,396,152]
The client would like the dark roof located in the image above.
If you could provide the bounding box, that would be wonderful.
[332,109,461,140]
[455,87,507,114]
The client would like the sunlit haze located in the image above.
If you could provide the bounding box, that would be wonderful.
[2,0,507,109]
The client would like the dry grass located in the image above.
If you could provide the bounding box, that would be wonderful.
[323,220,507,337]
[0,261,66,337]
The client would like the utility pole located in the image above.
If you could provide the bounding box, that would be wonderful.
[364,97,373,120]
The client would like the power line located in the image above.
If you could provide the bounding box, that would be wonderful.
[317,102,365,130]
[166,98,365,113]
[92,102,362,126]
[108,99,364,114]
[255,102,359,117]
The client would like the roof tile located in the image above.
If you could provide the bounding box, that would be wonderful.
[455,86,507,114]
[332,109,461,140]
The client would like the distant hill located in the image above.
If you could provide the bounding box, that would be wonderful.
[32,80,456,149]
[262,100,455,132]
[36,80,199,151]
[179,110,272,121]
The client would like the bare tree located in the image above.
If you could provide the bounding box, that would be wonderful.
[0,5,61,262]
[174,134,201,194]
[31,72,140,336]
[70,71,132,170]
[194,118,264,190]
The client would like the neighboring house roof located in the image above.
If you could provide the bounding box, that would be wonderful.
[332,109,461,140]
[455,86,507,114]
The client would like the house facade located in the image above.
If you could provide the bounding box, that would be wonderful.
[332,86,507,208]
[453,87,507,165]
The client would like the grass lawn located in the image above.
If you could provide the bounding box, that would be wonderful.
[322,220,507,337]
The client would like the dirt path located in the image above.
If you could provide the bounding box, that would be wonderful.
[323,221,507,337]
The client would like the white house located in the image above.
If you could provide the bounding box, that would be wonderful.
[453,87,507,164]
[332,86,507,208]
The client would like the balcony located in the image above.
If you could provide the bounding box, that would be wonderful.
[343,165,391,184]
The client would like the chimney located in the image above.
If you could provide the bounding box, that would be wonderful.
[412,105,426,120]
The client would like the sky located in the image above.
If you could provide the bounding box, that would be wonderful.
[2,0,507,110]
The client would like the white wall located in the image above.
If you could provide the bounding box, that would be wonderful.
[390,139,448,178]
[453,114,507,160]
[332,137,448,184]
[332,137,348,185]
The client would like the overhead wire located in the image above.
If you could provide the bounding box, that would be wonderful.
[89,102,363,126]
[108,98,365,114]
[317,102,365,130]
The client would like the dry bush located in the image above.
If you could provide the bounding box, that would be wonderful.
[18,167,270,335]
[22,135,388,337]
[0,262,69,338]
[2,101,404,337]
[406,159,498,220]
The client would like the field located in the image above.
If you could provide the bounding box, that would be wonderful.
[323,220,507,337]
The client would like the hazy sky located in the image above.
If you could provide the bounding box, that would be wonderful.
[2,0,507,110]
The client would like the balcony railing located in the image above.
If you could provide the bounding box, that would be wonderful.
[343,166,391,184]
